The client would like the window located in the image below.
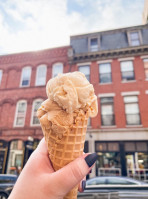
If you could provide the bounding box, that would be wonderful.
[0,70,3,85]
[100,97,115,126]
[35,64,47,86]
[143,59,148,79]
[89,38,98,52]
[87,118,91,126]
[14,101,27,127]
[124,96,141,125]
[20,67,31,87]
[99,63,112,83]
[7,140,24,174]
[120,61,135,81]
[129,31,141,46]
[78,65,90,81]
[52,63,63,77]
[31,99,43,125]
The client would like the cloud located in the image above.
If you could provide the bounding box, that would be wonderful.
[0,0,145,54]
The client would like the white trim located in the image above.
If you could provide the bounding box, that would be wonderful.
[121,91,140,96]
[126,125,143,128]
[88,36,100,52]
[146,90,148,94]
[98,93,115,98]
[127,30,143,47]
[13,100,27,127]
[101,125,117,128]
[99,82,112,85]
[52,62,63,78]
[118,57,135,61]
[77,62,91,66]
[30,99,43,126]
[121,80,136,83]
[20,66,32,87]
[35,64,47,86]
[141,55,148,59]
[97,60,112,64]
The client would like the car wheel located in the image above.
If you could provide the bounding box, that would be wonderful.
[0,193,8,199]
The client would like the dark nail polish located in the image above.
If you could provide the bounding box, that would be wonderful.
[85,153,98,168]
[82,180,86,191]
[89,169,92,173]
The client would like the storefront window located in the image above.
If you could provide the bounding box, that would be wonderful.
[97,152,121,176]
[95,142,121,176]
[125,142,148,182]
[7,140,24,175]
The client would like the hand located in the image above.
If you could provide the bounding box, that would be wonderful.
[8,138,97,199]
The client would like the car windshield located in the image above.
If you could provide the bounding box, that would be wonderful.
[87,178,106,185]
[107,177,137,185]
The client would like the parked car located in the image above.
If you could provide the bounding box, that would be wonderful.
[0,174,17,198]
[78,176,148,199]
[86,176,148,186]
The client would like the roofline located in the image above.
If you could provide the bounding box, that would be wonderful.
[70,24,148,39]
[0,45,71,58]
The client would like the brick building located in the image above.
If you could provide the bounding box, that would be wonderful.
[0,46,71,174]
[70,24,148,180]
[0,24,148,181]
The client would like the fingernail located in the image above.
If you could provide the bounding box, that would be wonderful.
[82,180,86,191]
[85,153,98,168]
[89,169,92,173]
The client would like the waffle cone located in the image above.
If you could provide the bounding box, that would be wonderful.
[41,114,88,199]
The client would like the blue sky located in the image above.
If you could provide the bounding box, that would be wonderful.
[0,0,145,54]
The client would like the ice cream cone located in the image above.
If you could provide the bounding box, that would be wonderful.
[37,72,98,199]
[40,109,88,199]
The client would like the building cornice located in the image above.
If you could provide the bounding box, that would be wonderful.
[0,46,70,65]
[69,45,148,64]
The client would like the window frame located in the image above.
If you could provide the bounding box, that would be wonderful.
[143,58,148,80]
[78,65,90,81]
[123,96,141,126]
[14,100,27,127]
[99,63,112,84]
[127,30,142,47]
[30,99,43,126]
[52,62,63,78]
[88,35,100,52]
[20,66,32,87]
[100,97,115,126]
[35,64,47,86]
[120,61,135,82]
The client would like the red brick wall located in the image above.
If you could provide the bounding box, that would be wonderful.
[0,46,71,141]
[0,49,148,141]
[71,56,148,129]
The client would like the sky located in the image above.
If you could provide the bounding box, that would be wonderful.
[0,0,145,55]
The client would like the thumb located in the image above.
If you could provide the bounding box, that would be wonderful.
[51,153,98,195]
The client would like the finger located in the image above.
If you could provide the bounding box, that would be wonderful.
[50,153,98,196]
[78,153,88,192]
[78,176,86,192]
[31,138,54,173]
[35,138,48,156]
